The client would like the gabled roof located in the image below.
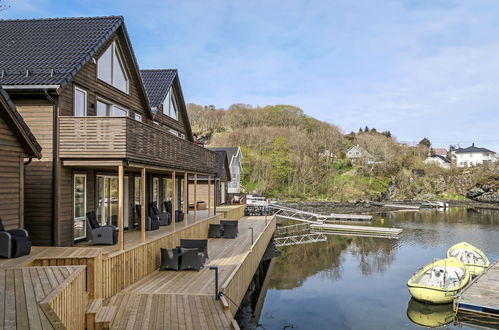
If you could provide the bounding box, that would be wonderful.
[431,148,447,156]
[140,69,177,108]
[455,144,494,154]
[0,87,42,158]
[0,16,123,87]
[208,147,241,166]
[427,154,450,163]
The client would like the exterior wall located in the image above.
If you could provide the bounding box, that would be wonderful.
[0,113,27,230]
[14,100,54,245]
[228,164,241,193]
[188,182,218,206]
[424,157,450,169]
[456,152,497,167]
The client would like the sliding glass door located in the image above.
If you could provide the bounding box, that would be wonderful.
[74,174,87,240]
[97,175,129,228]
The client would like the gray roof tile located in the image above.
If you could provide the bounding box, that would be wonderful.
[140,69,177,108]
[0,16,123,86]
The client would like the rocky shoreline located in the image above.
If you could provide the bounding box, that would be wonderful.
[281,199,499,215]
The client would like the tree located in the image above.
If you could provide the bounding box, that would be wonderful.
[364,126,369,132]
[418,137,431,148]
[370,128,377,133]
[358,127,363,133]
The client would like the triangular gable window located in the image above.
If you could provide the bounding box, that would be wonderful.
[163,87,178,120]
[97,41,129,93]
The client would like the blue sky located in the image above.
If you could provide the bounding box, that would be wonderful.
[3,0,499,150]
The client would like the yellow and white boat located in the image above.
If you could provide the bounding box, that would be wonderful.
[407,257,470,304]
[446,242,490,277]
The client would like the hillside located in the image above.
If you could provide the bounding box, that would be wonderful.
[187,103,498,202]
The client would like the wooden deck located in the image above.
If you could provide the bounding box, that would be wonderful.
[455,259,499,320]
[0,266,86,329]
[0,208,275,329]
[105,216,275,329]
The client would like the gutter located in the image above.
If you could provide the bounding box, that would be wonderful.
[2,85,60,91]
[44,90,58,246]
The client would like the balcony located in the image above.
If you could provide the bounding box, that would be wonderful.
[59,116,219,174]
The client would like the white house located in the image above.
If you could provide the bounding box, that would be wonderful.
[346,144,373,162]
[424,155,451,169]
[454,143,497,168]
[209,147,243,194]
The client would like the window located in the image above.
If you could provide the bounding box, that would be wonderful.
[162,178,168,212]
[96,99,128,116]
[97,41,129,93]
[163,88,178,120]
[134,177,141,205]
[74,87,87,116]
[74,174,86,240]
[134,113,142,121]
[153,177,159,205]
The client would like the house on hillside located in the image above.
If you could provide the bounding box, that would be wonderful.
[208,147,244,202]
[454,143,497,168]
[424,155,451,169]
[431,148,448,157]
[0,87,42,231]
[188,151,231,207]
[0,16,219,246]
[346,144,373,162]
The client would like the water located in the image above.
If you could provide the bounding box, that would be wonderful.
[259,208,499,329]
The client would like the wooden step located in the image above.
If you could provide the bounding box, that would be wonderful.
[95,305,117,330]
[86,298,103,330]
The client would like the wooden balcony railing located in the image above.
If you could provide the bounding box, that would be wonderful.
[59,116,219,174]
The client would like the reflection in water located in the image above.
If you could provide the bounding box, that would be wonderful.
[260,207,499,330]
[406,298,454,328]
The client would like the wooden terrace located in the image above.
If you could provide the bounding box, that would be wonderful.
[0,206,277,329]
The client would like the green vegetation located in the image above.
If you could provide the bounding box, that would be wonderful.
[188,103,498,201]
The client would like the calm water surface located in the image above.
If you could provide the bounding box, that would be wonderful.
[259,208,499,329]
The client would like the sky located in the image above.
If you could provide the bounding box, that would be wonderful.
[2,0,499,150]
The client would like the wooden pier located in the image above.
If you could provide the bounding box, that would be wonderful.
[329,213,372,221]
[311,223,402,238]
[455,259,499,323]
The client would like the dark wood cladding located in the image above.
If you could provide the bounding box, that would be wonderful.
[57,26,150,121]
[0,114,26,230]
[59,116,219,174]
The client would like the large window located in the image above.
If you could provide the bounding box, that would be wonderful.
[74,174,86,240]
[96,99,128,117]
[163,88,178,120]
[97,41,129,93]
[153,177,160,206]
[74,87,87,116]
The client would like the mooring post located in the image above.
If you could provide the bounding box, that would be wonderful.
[209,266,219,300]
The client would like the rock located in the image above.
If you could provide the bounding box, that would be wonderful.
[467,187,484,199]
[476,191,499,203]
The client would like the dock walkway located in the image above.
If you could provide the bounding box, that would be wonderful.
[455,259,499,321]
[311,223,402,238]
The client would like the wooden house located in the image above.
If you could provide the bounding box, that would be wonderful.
[0,17,218,247]
[0,87,42,230]
[188,150,231,208]
[208,147,244,202]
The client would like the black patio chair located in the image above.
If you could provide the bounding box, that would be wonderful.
[149,202,171,226]
[0,217,31,258]
[160,247,181,271]
[179,248,204,271]
[222,223,237,239]
[221,220,239,236]
[86,212,118,245]
[175,210,184,223]
[208,224,222,238]
[180,239,208,260]
[134,205,159,231]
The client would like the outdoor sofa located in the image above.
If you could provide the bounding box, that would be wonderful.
[0,217,31,258]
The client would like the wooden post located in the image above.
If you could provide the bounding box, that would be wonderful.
[172,171,176,231]
[118,165,124,251]
[140,168,146,243]
[208,176,211,217]
[184,172,188,225]
[194,174,197,222]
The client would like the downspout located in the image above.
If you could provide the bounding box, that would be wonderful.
[23,158,32,166]
[44,90,57,246]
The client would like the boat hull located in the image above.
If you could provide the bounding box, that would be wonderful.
[407,286,458,304]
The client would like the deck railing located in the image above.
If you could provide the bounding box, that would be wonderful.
[59,116,219,173]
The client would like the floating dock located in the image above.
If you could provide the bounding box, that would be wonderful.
[455,259,499,324]
[311,223,402,238]
[329,213,372,221]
